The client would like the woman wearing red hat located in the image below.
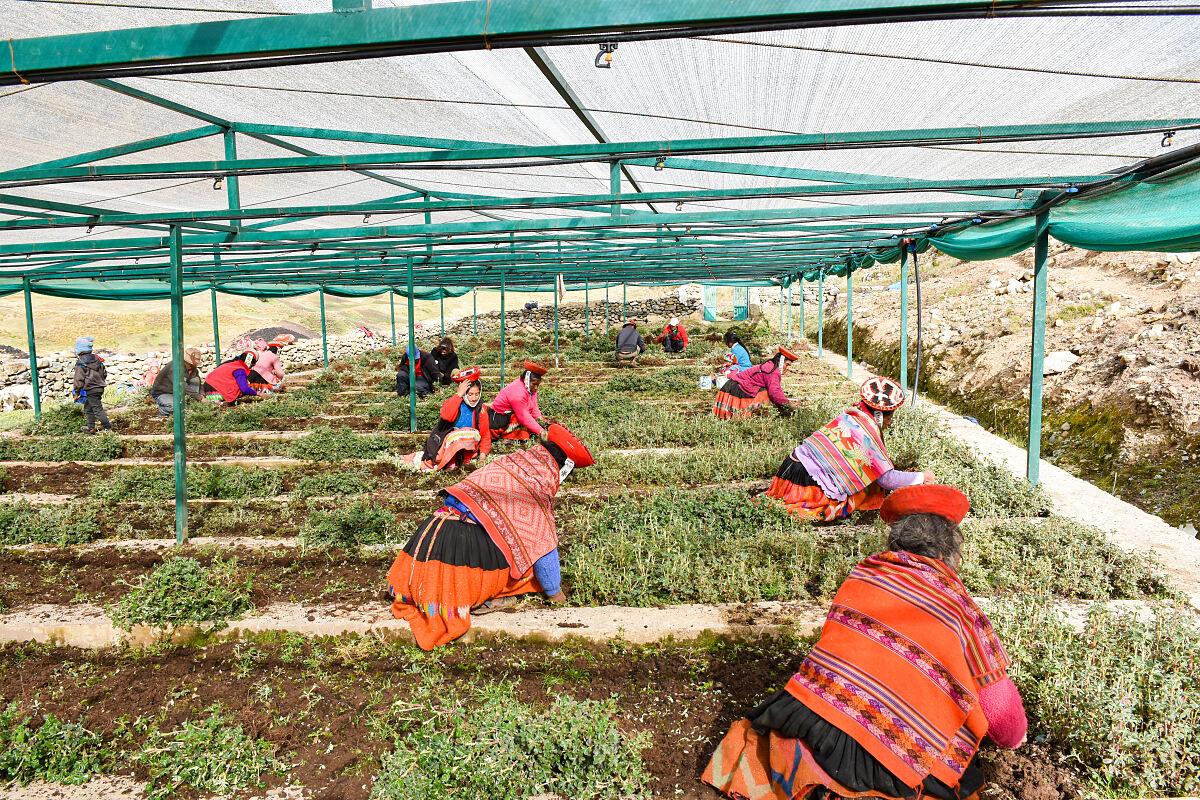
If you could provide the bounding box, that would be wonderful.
[384,423,595,649]
[247,334,294,394]
[713,346,800,419]
[489,361,550,440]
[765,376,935,521]
[202,350,261,404]
[402,367,492,471]
[705,484,1028,800]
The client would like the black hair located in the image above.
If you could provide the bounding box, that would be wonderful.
[542,440,568,468]
[724,330,742,347]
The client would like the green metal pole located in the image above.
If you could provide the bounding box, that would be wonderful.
[622,283,627,322]
[500,274,507,386]
[389,289,396,347]
[1027,210,1050,485]
[585,279,590,340]
[22,278,40,420]
[779,285,784,331]
[817,271,824,358]
[222,129,241,231]
[786,282,792,340]
[406,258,417,433]
[440,295,444,337]
[799,280,805,338]
[846,270,853,379]
[605,285,610,333]
[319,287,328,369]
[210,284,220,358]
[900,248,909,394]
[472,289,477,336]
[169,226,188,545]
[610,160,621,222]
[553,287,560,366]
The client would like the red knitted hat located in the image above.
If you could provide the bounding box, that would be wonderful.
[524,361,548,376]
[546,423,594,468]
[880,485,970,525]
[452,367,482,383]
[778,346,801,361]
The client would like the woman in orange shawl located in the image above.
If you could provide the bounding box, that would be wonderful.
[704,485,1028,800]
[384,423,594,650]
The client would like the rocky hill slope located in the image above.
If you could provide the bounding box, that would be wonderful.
[820,246,1200,528]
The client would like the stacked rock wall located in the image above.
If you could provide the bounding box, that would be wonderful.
[447,294,702,337]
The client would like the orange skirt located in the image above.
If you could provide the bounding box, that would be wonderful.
[387,511,541,650]
[713,387,769,419]
[766,476,885,521]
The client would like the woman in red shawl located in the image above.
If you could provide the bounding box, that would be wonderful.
[384,423,594,650]
[704,485,1028,800]
[402,367,492,471]
[713,346,800,419]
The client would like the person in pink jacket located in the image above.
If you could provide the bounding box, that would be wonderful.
[489,361,549,441]
[247,334,294,393]
[712,346,799,419]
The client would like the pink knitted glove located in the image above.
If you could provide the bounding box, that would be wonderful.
[979,677,1028,748]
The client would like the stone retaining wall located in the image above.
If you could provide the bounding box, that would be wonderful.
[447,293,702,337]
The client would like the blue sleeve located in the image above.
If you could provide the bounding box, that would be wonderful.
[234,369,258,396]
[532,549,561,596]
[734,344,752,369]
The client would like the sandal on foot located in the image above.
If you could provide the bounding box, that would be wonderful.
[472,596,520,616]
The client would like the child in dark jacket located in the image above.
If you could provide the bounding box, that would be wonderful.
[72,336,113,434]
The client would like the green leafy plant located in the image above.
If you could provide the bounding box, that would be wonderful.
[289,426,393,461]
[992,597,1200,797]
[372,684,649,800]
[300,497,398,548]
[0,705,114,785]
[0,433,124,463]
[133,706,286,800]
[109,556,253,631]
[23,401,86,437]
[0,500,102,546]
[91,465,283,503]
[293,470,371,498]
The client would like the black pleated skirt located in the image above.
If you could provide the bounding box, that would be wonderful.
[748,689,985,800]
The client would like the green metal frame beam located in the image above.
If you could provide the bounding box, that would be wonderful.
[5,119,1194,187]
[0,198,1031,256]
[4,0,1191,86]
[9,125,224,173]
[0,175,1090,231]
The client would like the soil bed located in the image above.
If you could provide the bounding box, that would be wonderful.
[0,637,1082,800]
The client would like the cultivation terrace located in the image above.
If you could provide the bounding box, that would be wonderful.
[2,2,1200,800]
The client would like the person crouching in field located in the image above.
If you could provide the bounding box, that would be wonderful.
[765,376,935,521]
[403,367,492,471]
[247,334,294,394]
[384,423,594,649]
[712,346,799,419]
[704,484,1027,800]
[489,361,550,441]
[72,336,114,434]
[203,351,261,405]
[656,317,689,354]
[615,320,647,366]
[150,347,204,415]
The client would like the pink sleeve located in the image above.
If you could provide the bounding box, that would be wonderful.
[765,368,790,407]
[513,393,545,436]
[979,677,1027,748]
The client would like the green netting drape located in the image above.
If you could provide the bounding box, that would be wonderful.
[0,280,472,301]
[932,166,1200,260]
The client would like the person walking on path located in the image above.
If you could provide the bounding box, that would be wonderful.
[72,336,113,434]
[150,347,204,416]
[704,484,1027,800]
[615,320,647,366]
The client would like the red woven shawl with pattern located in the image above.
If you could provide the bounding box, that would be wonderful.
[445,445,561,578]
